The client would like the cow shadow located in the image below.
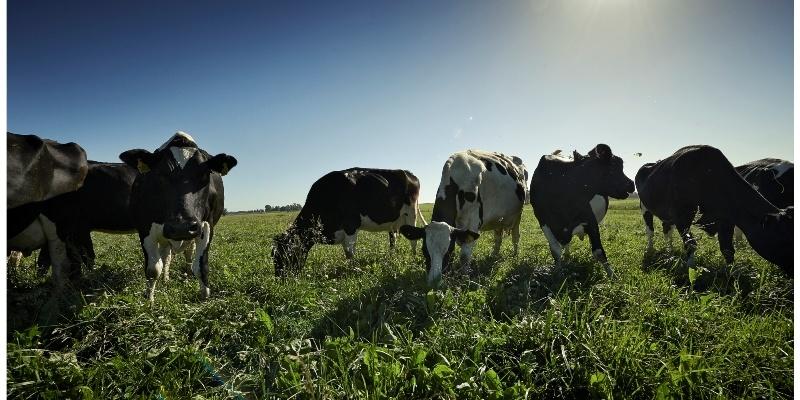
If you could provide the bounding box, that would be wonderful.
[308,266,431,343]
[486,255,606,320]
[7,257,137,341]
[640,248,764,302]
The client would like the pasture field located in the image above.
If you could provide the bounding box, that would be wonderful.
[7,199,793,399]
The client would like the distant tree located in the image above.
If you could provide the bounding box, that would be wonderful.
[265,204,273,212]
[222,208,228,216]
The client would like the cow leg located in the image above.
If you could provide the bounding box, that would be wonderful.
[511,219,521,257]
[388,232,397,250]
[8,251,23,270]
[563,244,571,260]
[663,223,675,251]
[189,223,213,299]
[342,231,357,260]
[161,245,174,283]
[142,234,164,302]
[642,207,655,251]
[492,229,503,256]
[75,230,95,271]
[541,225,564,266]
[184,241,196,266]
[717,222,735,266]
[41,216,71,290]
[674,209,698,267]
[585,218,614,279]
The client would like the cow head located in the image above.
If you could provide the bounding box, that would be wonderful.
[745,207,794,274]
[399,222,479,287]
[580,144,635,199]
[271,230,312,276]
[120,132,237,240]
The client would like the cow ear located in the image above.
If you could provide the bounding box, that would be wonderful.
[399,225,426,240]
[589,144,612,161]
[205,154,238,176]
[452,229,479,244]
[120,149,155,173]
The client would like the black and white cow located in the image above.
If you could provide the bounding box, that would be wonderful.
[272,168,425,275]
[636,145,793,273]
[25,161,195,275]
[119,132,237,301]
[398,150,528,287]
[8,132,88,286]
[530,144,635,278]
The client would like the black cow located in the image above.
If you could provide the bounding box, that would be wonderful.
[119,132,237,301]
[636,145,793,273]
[8,132,88,287]
[272,168,425,275]
[530,144,635,278]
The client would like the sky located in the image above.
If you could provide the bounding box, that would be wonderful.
[8,0,794,211]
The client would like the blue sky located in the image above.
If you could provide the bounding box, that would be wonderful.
[8,0,793,211]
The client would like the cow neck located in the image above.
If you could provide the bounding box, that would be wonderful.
[728,169,781,223]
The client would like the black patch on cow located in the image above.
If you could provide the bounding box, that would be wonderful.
[432,178,459,224]
[463,192,476,202]
[515,183,525,201]
[457,190,465,209]
[477,192,484,224]
[495,162,507,175]
[481,159,493,171]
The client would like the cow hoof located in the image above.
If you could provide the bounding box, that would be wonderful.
[200,287,210,299]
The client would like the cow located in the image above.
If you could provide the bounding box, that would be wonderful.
[19,161,195,276]
[398,150,528,287]
[119,131,237,301]
[732,159,793,241]
[271,168,426,276]
[530,144,635,278]
[636,145,793,273]
[8,132,89,287]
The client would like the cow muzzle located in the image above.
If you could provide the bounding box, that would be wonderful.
[163,220,202,240]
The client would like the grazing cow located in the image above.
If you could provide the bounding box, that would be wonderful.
[398,150,528,287]
[272,168,425,275]
[732,159,794,241]
[119,132,237,301]
[26,162,195,275]
[530,144,634,278]
[8,132,88,286]
[636,145,793,273]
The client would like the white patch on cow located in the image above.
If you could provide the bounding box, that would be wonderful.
[541,225,563,264]
[8,218,47,252]
[170,147,198,169]
[157,131,196,151]
[423,221,455,286]
[191,221,212,298]
[772,161,792,178]
[359,203,417,232]
[191,222,211,278]
[9,215,69,287]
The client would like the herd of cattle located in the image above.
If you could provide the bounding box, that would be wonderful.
[7,131,794,301]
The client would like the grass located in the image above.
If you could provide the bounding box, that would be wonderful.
[6,199,793,399]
